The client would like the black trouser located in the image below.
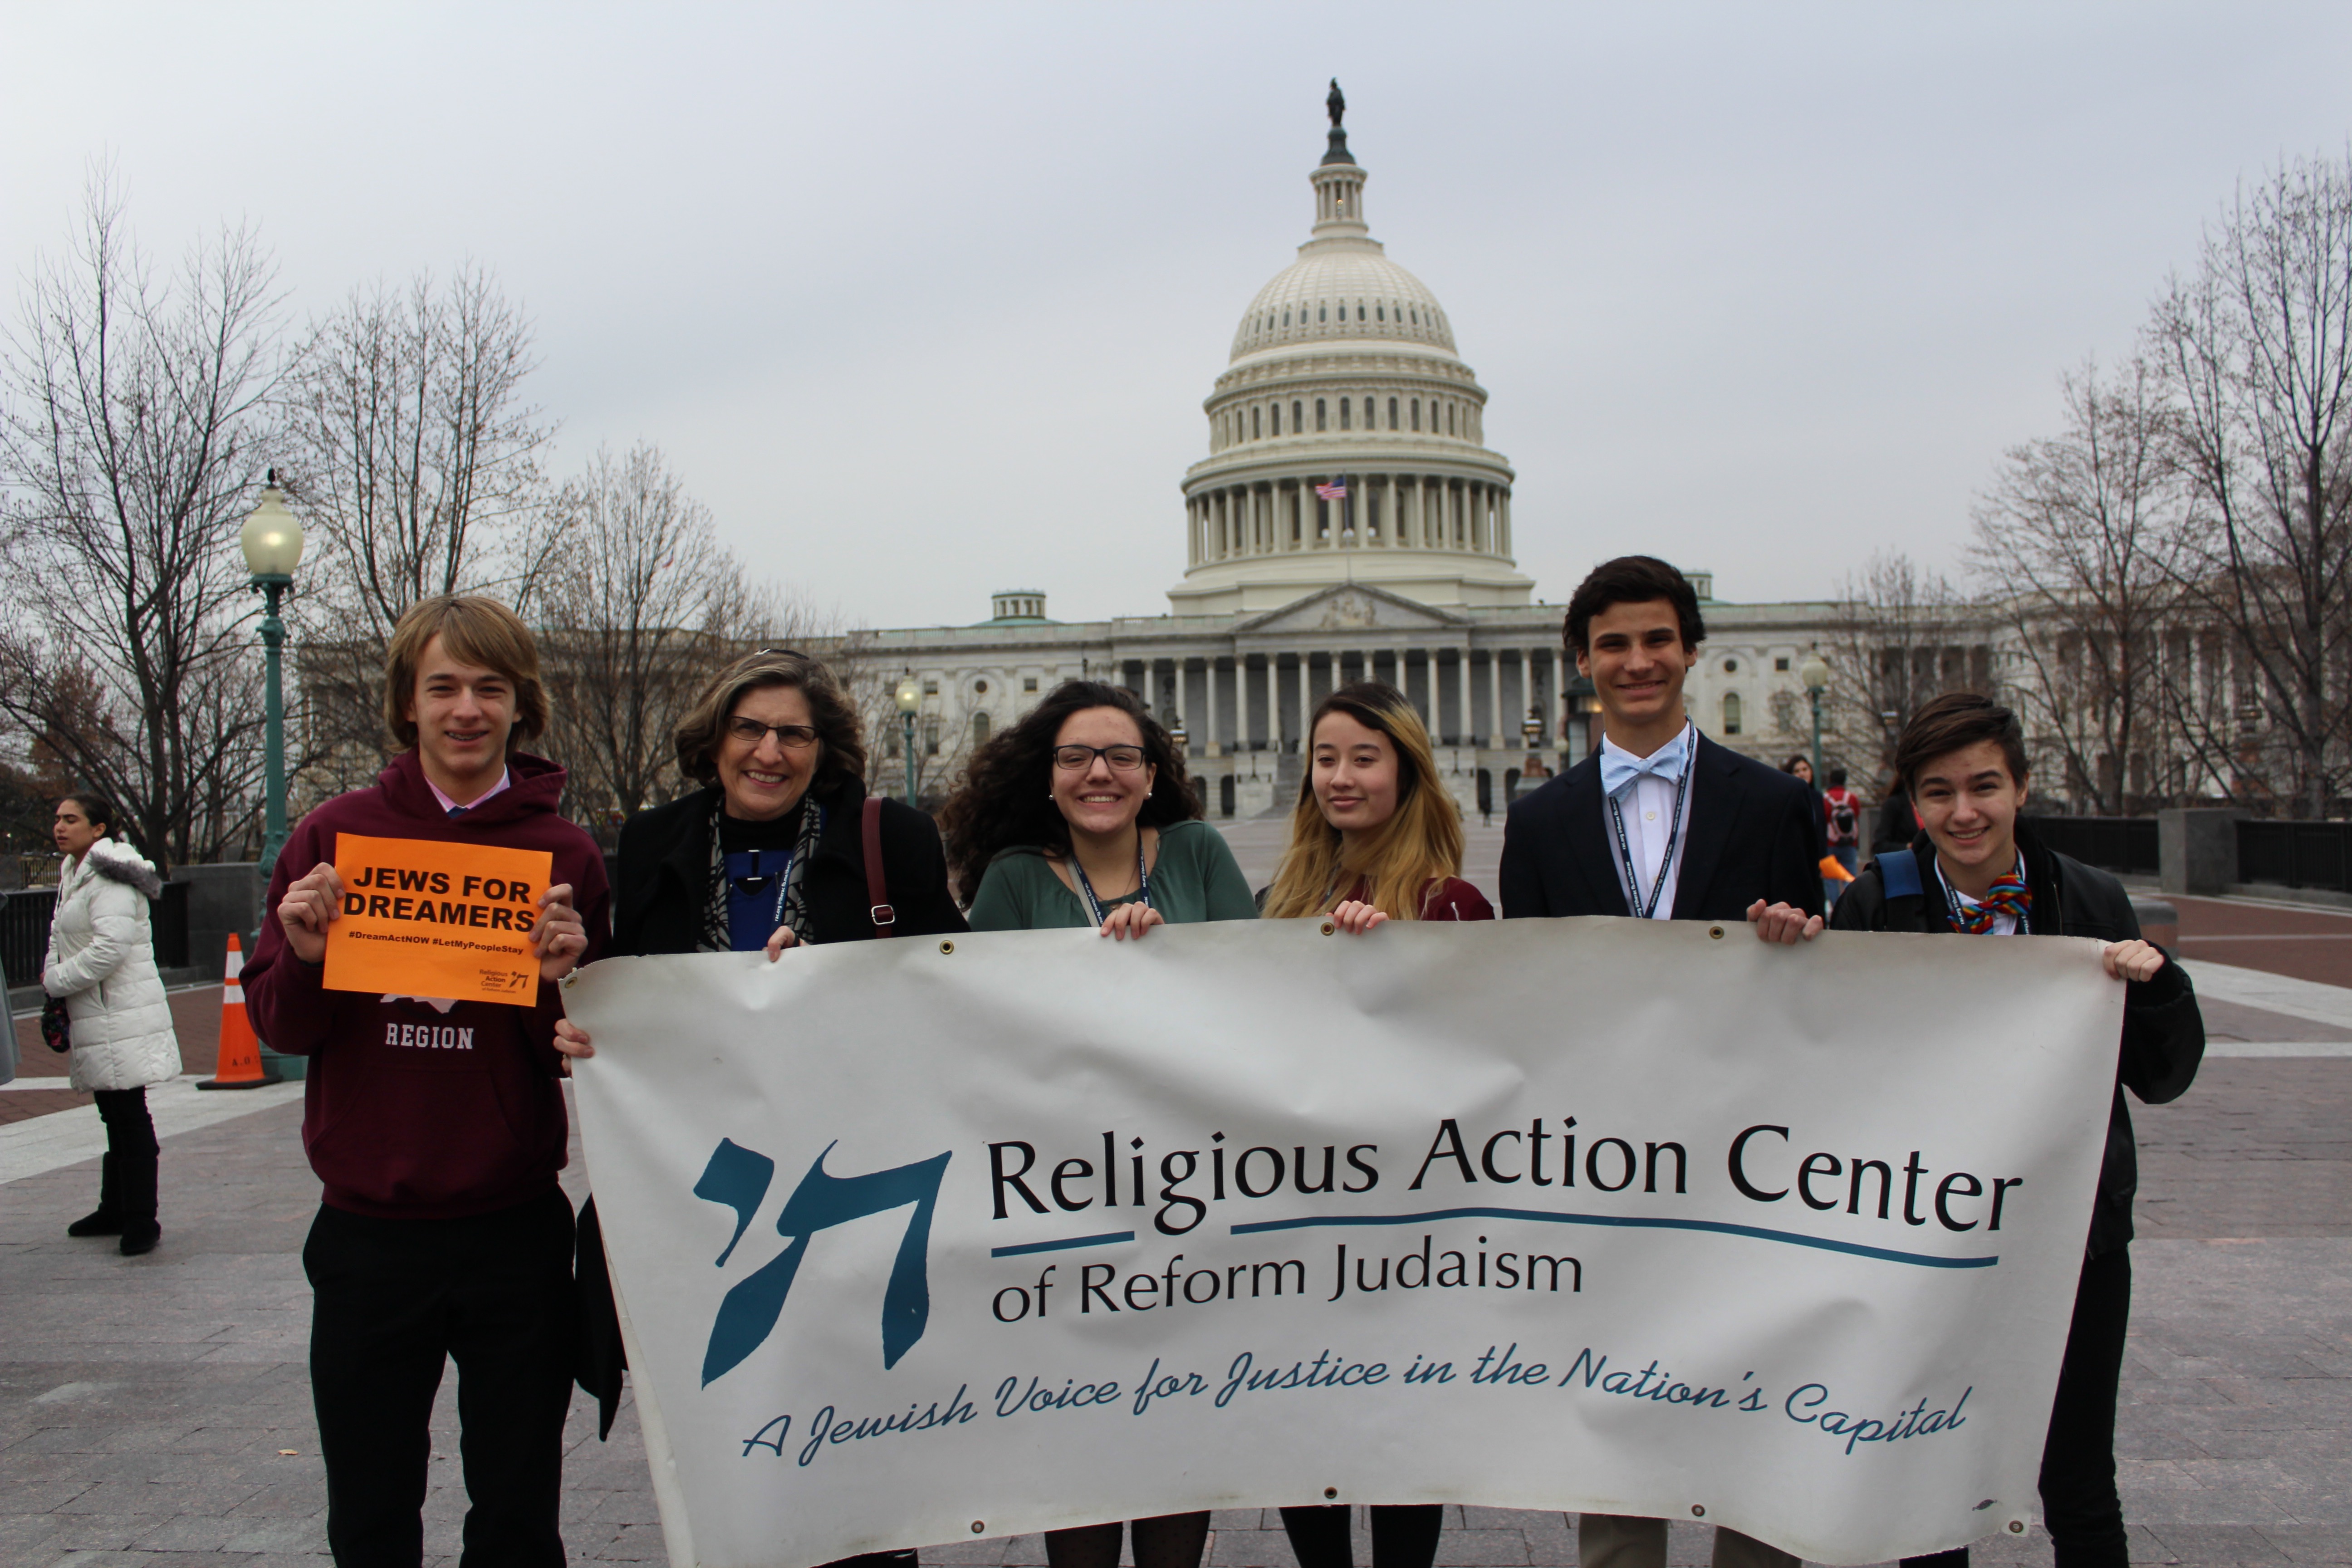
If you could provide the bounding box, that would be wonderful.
[1902,1248,2132,1568]
[1281,1504,1444,1568]
[304,1191,577,1568]
[93,1088,159,1237]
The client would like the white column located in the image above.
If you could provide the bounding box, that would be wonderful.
[1456,647,1473,748]
[1171,657,1189,750]
[1205,654,1221,755]
[1499,488,1513,556]
[1550,647,1566,742]
[1295,650,1313,745]
[1488,647,1505,748]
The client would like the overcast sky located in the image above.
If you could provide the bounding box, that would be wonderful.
[6,2,2351,631]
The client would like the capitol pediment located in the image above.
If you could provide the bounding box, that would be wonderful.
[1235,583,1468,637]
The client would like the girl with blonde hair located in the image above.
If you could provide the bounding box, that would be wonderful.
[1262,680,1490,931]
[1262,681,1485,1568]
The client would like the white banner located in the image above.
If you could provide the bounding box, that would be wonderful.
[564,918,2122,1568]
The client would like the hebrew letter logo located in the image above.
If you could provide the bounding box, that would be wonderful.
[691,1137,952,1385]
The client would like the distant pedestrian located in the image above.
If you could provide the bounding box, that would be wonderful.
[1821,767,1861,876]
[43,792,177,1257]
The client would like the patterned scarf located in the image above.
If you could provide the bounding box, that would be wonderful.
[1946,872,2032,935]
[698,793,827,953]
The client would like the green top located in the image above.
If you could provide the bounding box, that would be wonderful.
[966,818,1259,931]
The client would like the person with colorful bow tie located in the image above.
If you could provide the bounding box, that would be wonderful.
[1828,693,2205,1568]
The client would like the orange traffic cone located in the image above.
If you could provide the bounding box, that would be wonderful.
[198,934,279,1090]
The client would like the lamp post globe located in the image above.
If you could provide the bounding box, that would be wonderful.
[240,483,305,579]
[895,676,922,804]
[1797,649,1830,784]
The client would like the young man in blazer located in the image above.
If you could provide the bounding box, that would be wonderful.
[1499,555,1822,1568]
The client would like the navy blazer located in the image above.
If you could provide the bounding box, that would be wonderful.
[1499,733,1825,921]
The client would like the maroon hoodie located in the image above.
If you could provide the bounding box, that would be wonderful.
[243,750,611,1219]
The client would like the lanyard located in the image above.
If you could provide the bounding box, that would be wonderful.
[1071,834,1151,927]
[1606,755,1692,921]
[723,805,822,947]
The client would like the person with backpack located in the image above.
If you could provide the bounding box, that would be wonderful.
[1821,768,1861,871]
[1828,693,2203,1568]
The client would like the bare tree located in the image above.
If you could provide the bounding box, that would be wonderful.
[280,266,559,787]
[1972,357,2187,813]
[1820,553,1994,797]
[0,175,280,866]
[2151,149,2352,817]
[536,443,794,828]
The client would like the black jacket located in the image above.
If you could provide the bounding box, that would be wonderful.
[612,776,966,954]
[1830,825,2204,1259]
[578,775,965,1437]
[1500,733,1825,920]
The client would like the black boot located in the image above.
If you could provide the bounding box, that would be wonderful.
[116,1144,159,1257]
[66,1154,122,1237]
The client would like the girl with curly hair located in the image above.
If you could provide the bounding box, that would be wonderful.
[944,680,1253,938]
[941,680,1252,1568]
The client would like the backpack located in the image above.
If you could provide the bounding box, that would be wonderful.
[1825,789,1858,845]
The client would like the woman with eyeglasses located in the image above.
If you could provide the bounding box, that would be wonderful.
[945,679,1254,940]
[556,648,963,1568]
[940,680,1250,1568]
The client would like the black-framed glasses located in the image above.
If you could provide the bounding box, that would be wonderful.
[727,717,820,749]
[1052,744,1147,772]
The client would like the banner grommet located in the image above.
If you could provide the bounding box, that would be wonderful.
[1691,1506,1706,1518]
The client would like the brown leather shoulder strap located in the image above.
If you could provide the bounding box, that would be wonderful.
[862,795,896,936]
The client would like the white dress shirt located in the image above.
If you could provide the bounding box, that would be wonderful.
[1598,728,1693,920]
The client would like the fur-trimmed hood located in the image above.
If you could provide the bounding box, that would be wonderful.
[79,837,162,901]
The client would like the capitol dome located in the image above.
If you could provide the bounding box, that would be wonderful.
[1171,95,1531,616]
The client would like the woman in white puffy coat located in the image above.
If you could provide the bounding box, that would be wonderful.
[44,794,178,1255]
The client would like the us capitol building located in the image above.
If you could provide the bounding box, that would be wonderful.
[850,93,1844,818]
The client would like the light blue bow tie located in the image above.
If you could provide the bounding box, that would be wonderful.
[1599,725,1694,799]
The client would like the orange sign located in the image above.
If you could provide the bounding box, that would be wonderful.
[321,833,554,1005]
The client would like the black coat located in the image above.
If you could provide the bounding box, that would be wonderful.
[612,776,966,954]
[1500,733,1825,920]
[578,775,965,1437]
[1830,825,2204,1258]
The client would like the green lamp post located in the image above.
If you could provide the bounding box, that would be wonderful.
[239,473,306,1083]
[895,675,922,804]
[1799,647,1831,783]
[239,474,305,873]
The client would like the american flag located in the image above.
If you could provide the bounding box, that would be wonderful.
[1314,476,1349,500]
